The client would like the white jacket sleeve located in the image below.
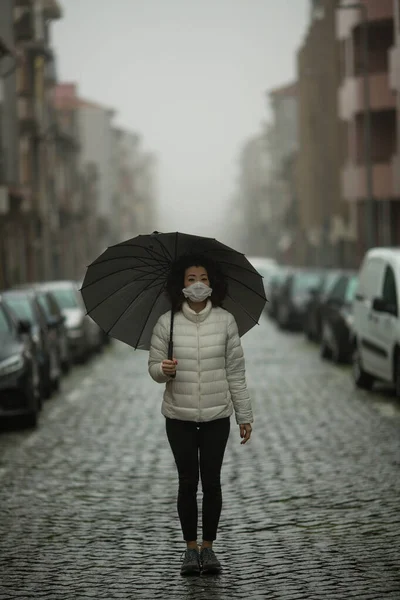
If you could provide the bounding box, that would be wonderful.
[148,316,171,384]
[226,314,254,424]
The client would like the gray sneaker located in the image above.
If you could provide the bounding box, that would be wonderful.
[180,548,201,576]
[200,548,222,574]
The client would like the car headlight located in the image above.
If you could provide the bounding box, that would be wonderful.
[32,332,41,345]
[0,354,25,376]
[67,325,84,338]
[344,313,354,328]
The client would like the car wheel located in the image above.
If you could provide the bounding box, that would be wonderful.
[320,338,332,360]
[277,305,288,329]
[352,344,374,390]
[394,351,400,399]
[61,359,71,375]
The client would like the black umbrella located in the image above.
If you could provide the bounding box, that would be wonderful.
[80,231,267,358]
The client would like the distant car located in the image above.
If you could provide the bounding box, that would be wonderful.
[248,256,277,298]
[320,272,358,363]
[12,284,72,375]
[3,289,62,399]
[0,296,41,427]
[35,289,72,374]
[303,270,343,342]
[76,280,105,351]
[276,269,323,330]
[34,281,94,363]
[266,267,292,319]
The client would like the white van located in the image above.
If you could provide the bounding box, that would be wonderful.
[352,247,400,397]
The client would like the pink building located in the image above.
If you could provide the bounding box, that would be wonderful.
[337,0,400,256]
[390,0,400,197]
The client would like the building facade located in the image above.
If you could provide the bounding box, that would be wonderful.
[337,0,399,262]
[266,82,299,263]
[297,0,354,268]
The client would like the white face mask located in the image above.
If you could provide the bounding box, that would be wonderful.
[182,281,213,303]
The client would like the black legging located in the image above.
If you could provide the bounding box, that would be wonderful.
[165,416,230,542]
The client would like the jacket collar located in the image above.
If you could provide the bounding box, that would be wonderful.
[182,299,212,323]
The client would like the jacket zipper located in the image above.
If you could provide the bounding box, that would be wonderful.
[197,317,201,421]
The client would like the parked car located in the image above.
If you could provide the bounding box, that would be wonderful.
[2,289,62,399]
[35,290,72,374]
[276,269,323,330]
[303,270,343,342]
[13,284,72,375]
[352,247,400,397]
[320,272,358,363]
[0,296,41,427]
[248,257,277,299]
[35,281,94,363]
[76,280,104,352]
[266,266,292,319]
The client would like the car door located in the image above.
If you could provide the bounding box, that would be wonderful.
[368,264,399,381]
[355,257,385,376]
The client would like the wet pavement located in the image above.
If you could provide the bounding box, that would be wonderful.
[0,314,400,599]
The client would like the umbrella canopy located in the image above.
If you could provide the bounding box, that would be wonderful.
[80,231,266,351]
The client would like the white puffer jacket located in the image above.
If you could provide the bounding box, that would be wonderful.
[148,300,253,424]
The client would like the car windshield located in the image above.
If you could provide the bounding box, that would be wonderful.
[345,276,358,304]
[4,296,35,323]
[0,307,11,334]
[293,272,322,293]
[323,272,341,294]
[51,288,79,309]
[37,295,52,319]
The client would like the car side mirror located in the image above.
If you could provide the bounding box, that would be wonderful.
[18,319,31,335]
[372,297,388,313]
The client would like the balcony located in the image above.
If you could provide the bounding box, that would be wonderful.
[42,0,62,20]
[339,73,396,120]
[392,153,400,196]
[14,10,34,43]
[341,161,394,201]
[18,97,38,135]
[389,45,400,91]
[337,0,394,40]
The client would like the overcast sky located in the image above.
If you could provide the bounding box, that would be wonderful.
[53,0,309,243]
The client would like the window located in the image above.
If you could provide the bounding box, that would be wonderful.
[382,266,398,315]
[0,306,11,334]
[4,296,35,324]
[345,276,359,304]
[51,288,78,309]
[329,277,348,302]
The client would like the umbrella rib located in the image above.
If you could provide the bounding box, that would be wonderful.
[152,235,173,262]
[133,282,168,349]
[88,254,169,269]
[107,278,165,336]
[81,264,167,291]
[226,274,267,301]
[110,243,170,262]
[224,291,260,326]
[85,271,167,315]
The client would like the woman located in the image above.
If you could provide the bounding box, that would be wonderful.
[148,254,253,576]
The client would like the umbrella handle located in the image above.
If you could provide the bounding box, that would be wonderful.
[168,310,176,379]
[168,339,176,379]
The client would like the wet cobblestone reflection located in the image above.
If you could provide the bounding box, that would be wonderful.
[0,315,400,599]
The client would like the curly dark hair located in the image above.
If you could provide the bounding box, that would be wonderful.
[166,254,227,312]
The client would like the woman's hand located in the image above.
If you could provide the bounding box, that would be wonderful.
[239,423,252,444]
[162,359,178,377]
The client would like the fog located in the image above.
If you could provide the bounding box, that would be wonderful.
[53,0,308,241]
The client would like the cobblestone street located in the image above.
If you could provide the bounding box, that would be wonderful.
[0,313,400,600]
